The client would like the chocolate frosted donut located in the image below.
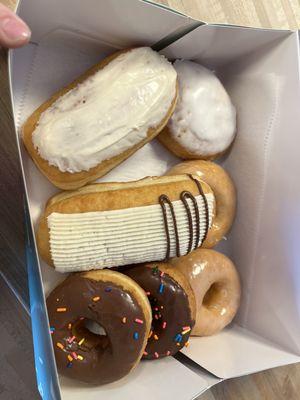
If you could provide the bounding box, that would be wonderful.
[47,270,151,385]
[123,262,196,359]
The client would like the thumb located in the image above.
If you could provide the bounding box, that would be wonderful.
[0,4,31,49]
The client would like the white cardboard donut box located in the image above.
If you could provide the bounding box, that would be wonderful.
[9,0,300,399]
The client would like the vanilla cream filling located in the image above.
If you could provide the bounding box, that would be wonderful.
[32,47,177,173]
[48,193,214,272]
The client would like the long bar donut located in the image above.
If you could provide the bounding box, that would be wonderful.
[166,160,236,248]
[37,174,216,272]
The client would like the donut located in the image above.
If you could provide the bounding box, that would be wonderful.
[171,249,241,336]
[47,270,151,384]
[22,47,178,190]
[121,262,196,359]
[37,174,216,272]
[166,160,236,248]
[158,60,236,160]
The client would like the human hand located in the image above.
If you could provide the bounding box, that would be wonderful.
[0,3,30,48]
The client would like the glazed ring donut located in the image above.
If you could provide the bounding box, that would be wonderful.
[122,262,196,359]
[167,160,236,248]
[171,249,241,336]
[47,270,151,385]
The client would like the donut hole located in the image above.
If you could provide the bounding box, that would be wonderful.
[73,318,110,351]
[147,295,165,335]
[203,282,225,311]
[83,319,107,336]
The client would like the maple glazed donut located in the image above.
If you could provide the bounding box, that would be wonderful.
[122,262,196,359]
[167,160,236,248]
[171,249,241,336]
[47,270,151,385]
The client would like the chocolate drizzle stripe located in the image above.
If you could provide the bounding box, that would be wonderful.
[187,174,210,243]
[180,191,199,254]
[159,175,210,260]
[159,195,180,259]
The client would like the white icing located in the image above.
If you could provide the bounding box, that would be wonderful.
[32,47,177,173]
[47,193,214,272]
[168,60,236,156]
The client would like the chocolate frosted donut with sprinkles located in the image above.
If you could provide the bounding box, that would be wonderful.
[47,270,151,385]
[122,262,196,359]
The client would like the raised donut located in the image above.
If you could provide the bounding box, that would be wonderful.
[158,60,236,160]
[167,160,236,248]
[171,249,241,336]
[47,270,151,384]
[122,262,196,360]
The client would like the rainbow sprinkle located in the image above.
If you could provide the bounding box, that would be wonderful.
[50,327,55,334]
[162,321,167,329]
[105,287,112,292]
[148,330,153,339]
[153,334,159,341]
[72,352,78,360]
[154,352,159,359]
[146,291,151,296]
[56,307,67,313]
[185,341,190,347]
[152,266,159,275]
[68,323,72,330]
[182,327,191,335]
[133,332,139,340]
[134,318,144,324]
[67,355,73,362]
[174,334,183,343]
[166,351,171,356]
[56,342,64,350]
[143,351,148,356]
[160,271,165,277]
[67,362,73,368]
[78,338,85,346]
[160,305,164,309]
[93,296,100,302]
[122,317,127,324]
[182,326,190,331]
[77,355,84,361]
[158,283,164,294]
[67,336,76,344]
[176,342,181,346]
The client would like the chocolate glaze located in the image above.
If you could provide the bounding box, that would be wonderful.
[47,274,147,385]
[123,263,194,360]
[159,175,209,260]
[188,174,209,243]
[180,191,200,254]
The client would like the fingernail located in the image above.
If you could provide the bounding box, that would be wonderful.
[1,17,31,42]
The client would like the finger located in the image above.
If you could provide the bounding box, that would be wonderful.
[0,4,31,49]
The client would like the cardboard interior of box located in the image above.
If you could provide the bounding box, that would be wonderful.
[9,0,300,399]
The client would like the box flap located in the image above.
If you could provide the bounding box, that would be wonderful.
[181,326,300,379]
[16,0,196,47]
[59,357,214,400]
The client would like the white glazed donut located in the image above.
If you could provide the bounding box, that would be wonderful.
[159,60,236,160]
[171,249,241,336]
